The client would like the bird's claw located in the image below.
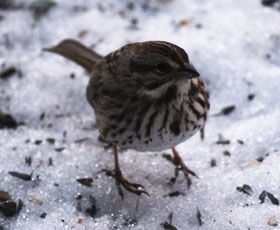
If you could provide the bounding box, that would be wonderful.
[114,169,149,199]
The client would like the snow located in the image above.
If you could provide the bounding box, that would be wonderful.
[1,0,280,229]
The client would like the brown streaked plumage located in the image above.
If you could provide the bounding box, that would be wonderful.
[45,39,210,198]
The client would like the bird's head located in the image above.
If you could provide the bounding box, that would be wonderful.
[114,41,200,100]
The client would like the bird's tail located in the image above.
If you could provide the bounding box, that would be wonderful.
[44,39,102,72]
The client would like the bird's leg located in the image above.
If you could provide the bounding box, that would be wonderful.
[113,145,149,199]
[171,147,198,188]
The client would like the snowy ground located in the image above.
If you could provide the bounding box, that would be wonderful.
[1,0,280,229]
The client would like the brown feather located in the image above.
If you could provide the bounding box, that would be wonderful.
[44,39,102,72]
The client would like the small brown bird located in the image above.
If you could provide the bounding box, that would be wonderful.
[45,40,210,198]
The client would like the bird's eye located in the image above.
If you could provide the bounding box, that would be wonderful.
[156,63,171,74]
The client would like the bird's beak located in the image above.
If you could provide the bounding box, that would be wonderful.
[182,62,200,78]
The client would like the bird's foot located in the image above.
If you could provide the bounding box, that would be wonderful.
[114,168,149,199]
[173,160,198,188]
[170,147,198,188]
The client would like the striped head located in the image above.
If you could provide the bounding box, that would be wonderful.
[104,41,201,100]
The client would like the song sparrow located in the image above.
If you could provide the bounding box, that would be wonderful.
[45,40,210,198]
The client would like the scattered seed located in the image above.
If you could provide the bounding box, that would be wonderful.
[25,156,32,166]
[217,140,230,145]
[127,2,134,10]
[74,137,90,143]
[160,212,177,230]
[34,140,42,145]
[259,191,266,203]
[164,191,185,197]
[40,212,47,219]
[70,73,75,79]
[236,184,253,196]
[0,66,17,79]
[0,201,16,217]
[196,207,203,226]
[0,199,23,217]
[39,112,45,121]
[77,178,93,187]
[0,113,19,129]
[131,18,138,26]
[210,159,217,167]
[168,212,173,224]
[237,139,244,145]
[262,0,279,6]
[78,218,83,224]
[0,191,11,202]
[223,150,231,156]
[216,134,230,145]
[256,156,264,163]
[55,147,65,152]
[266,53,271,59]
[9,171,32,181]
[48,157,53,166]
[85,196,97,218]
[200,126,205,140]
[179,19,191,27]
[46,138,55,144]
[196,23,203,29]
[268,215,278,226]
[259,191,279,205]
[248,94,255,101]
[267,192,279,205]
[160,222,177,230]
[214,105,236,116]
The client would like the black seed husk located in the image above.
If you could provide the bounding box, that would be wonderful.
[77,178,93,187]
[9,171,32,181]
[259,191,266,203]
[54,147,65,152]
[0,113,18,129]
[210,159,217,167]
[267,192,279,205]
[0,191,11,202]
[25,156,32,166]
[160,222,177,230]
[34,140,42,145]
[236,184,253,196]
[164,191,185,197]
[215,105,236,116]
[46,138,55,144]
[262,0,280,6]
[0,66,17,79]
[196,207,203,226]
[40,212,47,218]
[48,157,53,166]
[248,94,255,101]
[0,199,23,217]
